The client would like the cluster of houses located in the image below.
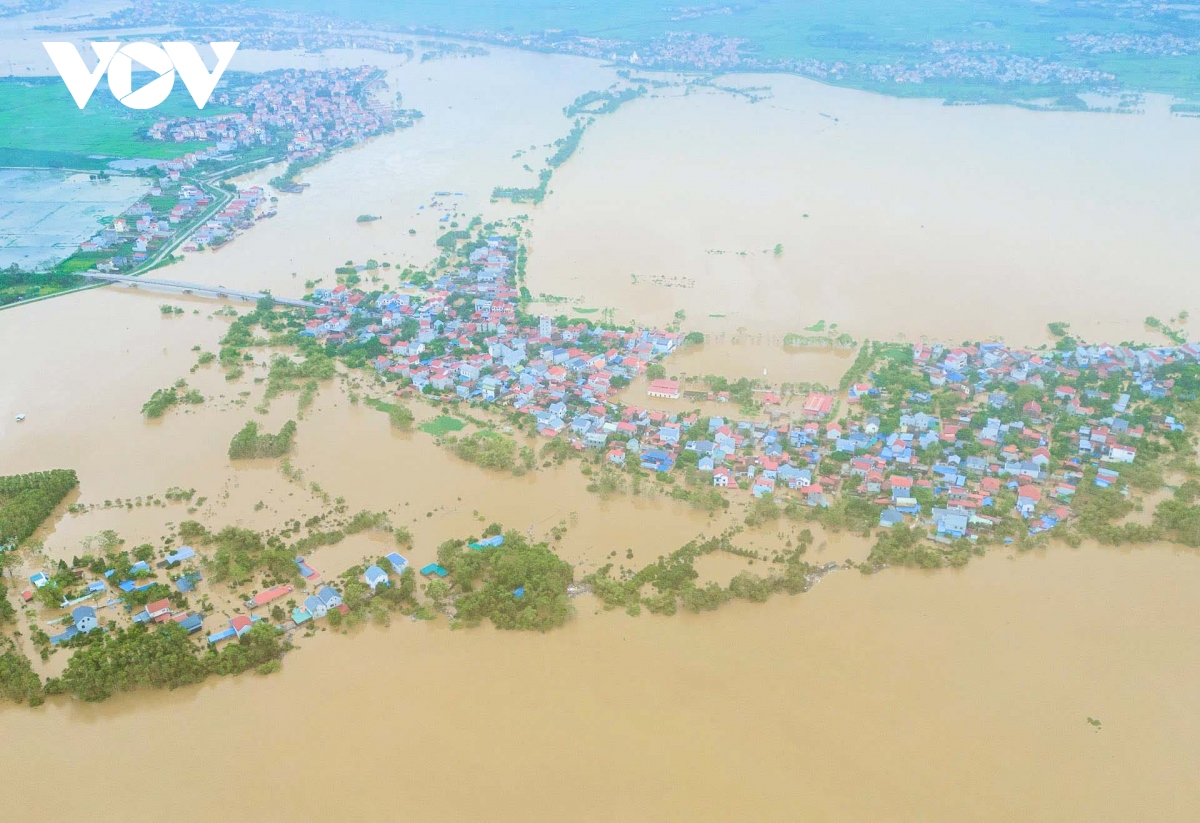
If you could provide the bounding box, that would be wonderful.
[182,185,269,252]
[716,339,1188,542]
[83,181,268,270]
[303,236,1195,545]
[73,67,393,274]
[147,67,394,169]
[36,550,209,645]
[307,237,685,421]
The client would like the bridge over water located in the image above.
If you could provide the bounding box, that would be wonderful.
[83,273,317,309]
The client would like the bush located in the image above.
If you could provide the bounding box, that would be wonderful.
[228,420,297,460]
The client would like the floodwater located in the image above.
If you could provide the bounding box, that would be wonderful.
[527,81,1200,347]
[2,37,1200,822]
[2,545,1198,822]
[0,168,148,269]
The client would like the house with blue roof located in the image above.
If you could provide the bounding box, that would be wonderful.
[73,606,99,633]
[384,552,408,573]
[163,546,195,566]
[640,449,674,472]
[178,614,204,634]
[316,586,343,611]
[304,595,328,620]
[365,565,390,590]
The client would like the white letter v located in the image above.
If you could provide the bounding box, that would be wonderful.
[43,42,120,109]
[164,42,240,108]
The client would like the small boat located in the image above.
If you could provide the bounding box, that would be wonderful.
[14,414,25,422]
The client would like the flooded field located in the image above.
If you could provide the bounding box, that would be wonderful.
[0,168,147,269]
[2,38,1200,823]
[526,82,1200,347]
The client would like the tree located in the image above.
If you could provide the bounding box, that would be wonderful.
[0,470,79,547]
[425,578,450,610]
[228,420,297,459]
[0,638,42,706]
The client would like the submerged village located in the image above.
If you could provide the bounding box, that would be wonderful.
[85,65,406,267]
[7,216,1200,706]
[2,63,414,306]
[299,231,1196,555]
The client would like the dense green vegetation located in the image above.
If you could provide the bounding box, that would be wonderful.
[0,638,43,706]
[444,431,530,474]
[547,119,587,168]
[435,228,471,250]
[0,265,89,306]
[564,87,645,117]
[228,420,298,459]
[43,622,289,703]
[492,168,551,204]
[336,564,420,626]
[364,398,414,428]
[185,524,300,587]
[435,531,574,631]
[860,525,981,572]
[0,470,79,547]
[141,380,204,418]
[585,532,815,616]
[0,580,14,626]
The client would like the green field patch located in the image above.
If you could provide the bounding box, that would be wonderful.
[0,77,229,164]
[419,415,467,436]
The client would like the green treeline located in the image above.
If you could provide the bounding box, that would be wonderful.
[838,340,876,391]
[228,420,298,460]
[0,264,86,307]
[547,119,587,168]
[493,168,552,204]
[564,86,645,117]
[0,470,79,546]
[333,565,419,627]
[0,638,43,706]
[0,580,14,625]
[42,622,289,703]
[585,532,815,616]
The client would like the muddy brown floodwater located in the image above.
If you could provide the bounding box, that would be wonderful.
[1,547,1198,822]
[2,35,1200,823]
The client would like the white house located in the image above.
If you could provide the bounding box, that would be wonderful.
[72,606,99,633]
[1107,446,1137,464]
[364,565,389,590]
[304,594,328,620]
[317,586,343,610]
